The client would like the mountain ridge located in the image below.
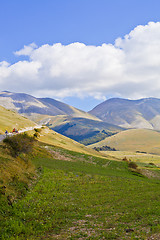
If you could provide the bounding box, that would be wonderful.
[89,97,160,130]
[0,91,99,121]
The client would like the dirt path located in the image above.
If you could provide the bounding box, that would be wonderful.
[0,134,5,141]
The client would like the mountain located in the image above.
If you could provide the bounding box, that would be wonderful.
[0,91,98,121]
[46,115,124,145]
[89,97,160,130]
[89,128,160,155]
[0,91,124,143]
[0,103,104,158]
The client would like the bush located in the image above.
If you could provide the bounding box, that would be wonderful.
[3,133,35,157]
[122,157,128,162]
[34,128,41,133]
[128,161,138,169]
[33,128,41,138]
[33,132,39,138]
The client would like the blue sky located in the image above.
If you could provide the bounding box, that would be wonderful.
[1,0,160,110]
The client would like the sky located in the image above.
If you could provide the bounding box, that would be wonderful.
[1,0,160,111]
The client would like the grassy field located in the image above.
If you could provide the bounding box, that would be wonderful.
[1,136,160,239]
[101,151,160,166]
[0,106,36,134]
[90,129,160,155]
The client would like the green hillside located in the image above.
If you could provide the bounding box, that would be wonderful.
[1,108,160,239]
[90,128,160,154]
[1,135,160,239]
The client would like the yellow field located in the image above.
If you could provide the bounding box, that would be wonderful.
[101,150,160,166]
[90,128,160,155]
[0,106,36,134]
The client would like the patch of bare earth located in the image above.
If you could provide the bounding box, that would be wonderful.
[140,169,160,179]
[48,149,73,162]
[148,233,160,240]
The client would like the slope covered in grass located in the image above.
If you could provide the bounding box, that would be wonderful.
[1,141,160,239]
[0,105,36,134]
[38,127,111,158]
[0,141,37,203]
[1,123,160,239]
[90,128,160,154]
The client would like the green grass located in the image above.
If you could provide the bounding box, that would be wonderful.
[1,144,160,239]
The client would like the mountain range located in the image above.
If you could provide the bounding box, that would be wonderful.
[1,91,160,144]
[0,91,96,120]
[89,97,160,130]
[0,91,122,144]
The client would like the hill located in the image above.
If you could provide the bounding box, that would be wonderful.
[38,126,109,158]
[0,105,37,134]
[1,129,160,239]
[1,104,160,239]
[89,97,160,130]
[90,128,160,154]
[0,91,125,143]
[47,115,124,145]
[0,104,110,159]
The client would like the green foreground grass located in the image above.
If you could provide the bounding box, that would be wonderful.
[1,143,160,239]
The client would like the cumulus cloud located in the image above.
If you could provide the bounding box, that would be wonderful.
[14,43,37,56]
[1,21,160,101]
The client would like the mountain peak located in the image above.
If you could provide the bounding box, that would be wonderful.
[89,97,160,130]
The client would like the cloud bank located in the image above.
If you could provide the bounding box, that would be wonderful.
[1,21,160,100]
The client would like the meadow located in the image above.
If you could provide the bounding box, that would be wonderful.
[90,129,160,155]
[102,150,160,166]
[1,138,160,239]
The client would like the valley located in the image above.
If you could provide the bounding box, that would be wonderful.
[1,92,160,239]
[2,2,160,240]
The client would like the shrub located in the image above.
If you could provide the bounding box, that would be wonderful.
[128,161,138,169]
[34,128,41,133]
[33,128,41,138]
[149,162,155,166]
[122,157,128,162]
[3,133,35,157]
[33,132,39,138]
[93,145,116,151]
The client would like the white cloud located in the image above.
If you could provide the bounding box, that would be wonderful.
[14,43,37,56]
[1,22,160,100]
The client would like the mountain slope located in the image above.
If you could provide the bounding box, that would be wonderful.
[47,115,124,145]
[0,91,98,121]
[89,128,160,154]
[89,97,160,130]
[0,91,125,144]
[0,105,37,134]
[38,126,112,158]
[0,104,108,158]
